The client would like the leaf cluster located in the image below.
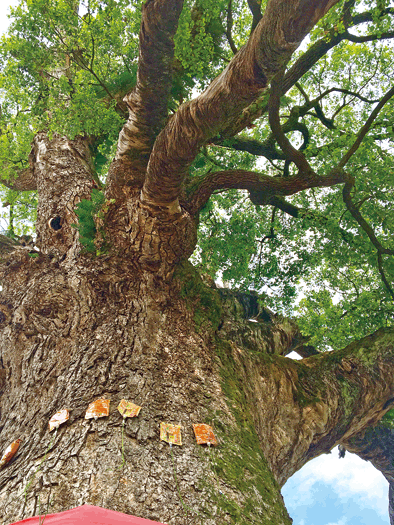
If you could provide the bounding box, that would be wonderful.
[73,188,105,253]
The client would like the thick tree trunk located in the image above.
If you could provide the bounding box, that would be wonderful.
[0,254,295,525]
[1,241,394,524]
[1,135,394,525]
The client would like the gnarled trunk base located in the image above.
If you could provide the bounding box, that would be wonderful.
[0,256,291,525]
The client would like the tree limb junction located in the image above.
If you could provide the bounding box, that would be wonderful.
[141,0,341,209]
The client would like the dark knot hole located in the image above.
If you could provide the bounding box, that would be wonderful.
[49,216,62,231]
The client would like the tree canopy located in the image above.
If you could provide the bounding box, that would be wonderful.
[1,0,393,354]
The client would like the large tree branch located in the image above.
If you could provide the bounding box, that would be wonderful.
[342,181,394,300]
[186,68,347,215]
[214,136,286,160]
[378,253,394,302]
[345,29,394,44]
[213,120,309,162]
[141,0,341,209]
[228,32,343,134]
[260,197,360,254]
[265,183,394,301]
[242,327,394,486]
[284,6,394,94]
[226,0,238,55]
[268,195,302,217]
[331,84,394,298]
[269,70,315,175]
[218,288,315,356]
[115,0,184,169]
[186,168,346,215]
[214,81,382,163]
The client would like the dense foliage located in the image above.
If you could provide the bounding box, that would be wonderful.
[0,0,393,351]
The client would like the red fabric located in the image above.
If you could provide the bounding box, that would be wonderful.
[8,504,167,525]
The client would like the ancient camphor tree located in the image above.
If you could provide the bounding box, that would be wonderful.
[0,0,393,523]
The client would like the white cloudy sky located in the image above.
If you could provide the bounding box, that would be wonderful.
[0,1,390,524]
[282,446,389,525]
[0,1,18,35]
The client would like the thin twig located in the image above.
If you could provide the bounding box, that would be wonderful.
[338,84,394,169]
[377,252,394,301]
[226,0,238,55]
[342,182,394,256]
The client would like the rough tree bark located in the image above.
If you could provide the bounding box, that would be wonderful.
[1,1,394,524]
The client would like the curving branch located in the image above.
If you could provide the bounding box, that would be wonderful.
[342,0,356,27]
[332,84,394,297]
[230,31,344,133]
[267,195,302,217]
[269,70,315,174]
[338,84,394,169]
[217,79,384,163]
[295,83,336,129]
[186,167,346,215]
[342,180,394,300]
[214,135,286,160]
[284,7,394,94]
[378,252,394,302]
[342,182,394,256]
[115,0,184,169]
[296,83,382,127]
[282,33,343,99]
[241,327,394,486]
[345,29,394,44]
[213,110,310,162]
[142,0,341,209]
[257,196,360,254]
[226,0,238,54]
